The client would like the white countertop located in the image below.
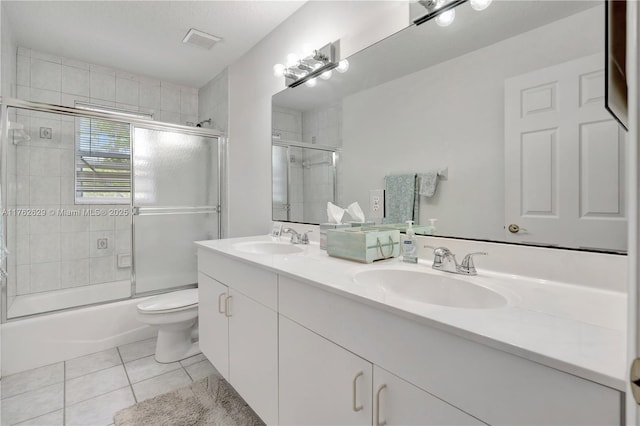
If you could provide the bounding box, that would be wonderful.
[195,235,627,392]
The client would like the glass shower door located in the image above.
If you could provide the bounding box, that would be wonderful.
[132,127,219,295]
[272,145,289,221]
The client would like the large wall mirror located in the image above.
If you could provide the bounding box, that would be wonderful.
[272,0,627,253]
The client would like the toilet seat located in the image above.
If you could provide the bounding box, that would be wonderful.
[137,289,198,314]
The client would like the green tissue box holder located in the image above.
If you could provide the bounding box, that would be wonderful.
[326,228,400,263]
[377,223,430,234]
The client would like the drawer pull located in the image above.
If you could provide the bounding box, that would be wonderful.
[218,292,226,314]
[352,371,364,412]
[224,295,232,317]
[376,384,387,426]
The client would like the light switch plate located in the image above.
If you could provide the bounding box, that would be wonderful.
[369,189,384,220]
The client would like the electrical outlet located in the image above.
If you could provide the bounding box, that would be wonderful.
[369,189,384,219]
[39,127,52,139]
[97,238,108,249]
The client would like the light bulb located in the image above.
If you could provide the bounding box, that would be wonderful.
[320,70,332,80]
[273,64,285,77]
[302,44,314,57]
[435,8,455,26]
[336,59,349,73]
[305,77,317,87]
[470,0,492,11]
[286,53,299,68]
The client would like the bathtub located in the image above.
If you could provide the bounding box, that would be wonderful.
[2,287,156,375]
[7,280,132,319]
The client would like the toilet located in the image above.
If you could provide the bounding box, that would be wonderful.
[136,289,201,363]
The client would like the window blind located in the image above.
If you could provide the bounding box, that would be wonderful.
[75,116,131,202]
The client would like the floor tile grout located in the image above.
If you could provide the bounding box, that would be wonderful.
[65,362,124,383]
[2,339,212,426]
[183,365,194,382]
[116,347,137,404]
[63,362,67,426]
[9,408,62,426]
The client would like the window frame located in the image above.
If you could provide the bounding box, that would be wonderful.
[74,103,151,205]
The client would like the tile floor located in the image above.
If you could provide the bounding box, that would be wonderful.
[1,338,216,426]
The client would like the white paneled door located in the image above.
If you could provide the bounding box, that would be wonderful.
[505,53,627,251]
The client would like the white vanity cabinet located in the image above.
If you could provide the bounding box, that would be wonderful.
[198,272,230,380]
[279,315,485,426]
[197,249,278,425]
[197,240,623,426]
[279,315,373,426]
[372,366,485,426]
[278,275,622,426]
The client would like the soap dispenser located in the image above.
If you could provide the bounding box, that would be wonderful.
[402,220,418,264]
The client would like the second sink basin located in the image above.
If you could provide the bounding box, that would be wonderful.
[233,241,304,255]
[354,269,507,309]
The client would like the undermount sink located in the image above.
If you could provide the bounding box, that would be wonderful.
[354,269,507,309]
[233,241,304,255]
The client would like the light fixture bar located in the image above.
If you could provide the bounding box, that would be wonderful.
[413,0,467,26]
[285,42,337,88]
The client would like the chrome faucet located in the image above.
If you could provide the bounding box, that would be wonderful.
[282,228,312,245]
[426,246,487,276]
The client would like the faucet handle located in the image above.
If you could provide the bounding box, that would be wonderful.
[459,252,487,275]
[300,230,313,244]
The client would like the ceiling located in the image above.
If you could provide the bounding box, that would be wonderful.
[3,1,306,88]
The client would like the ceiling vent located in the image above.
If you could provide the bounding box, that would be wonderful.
[182,28,221,50]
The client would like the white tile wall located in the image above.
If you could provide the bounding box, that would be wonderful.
[16,47,199,125]
[198,68,228,132]
[8,46,203,298]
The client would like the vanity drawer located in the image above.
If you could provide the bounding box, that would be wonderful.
[278,276,622,426]
[197,249,277,310]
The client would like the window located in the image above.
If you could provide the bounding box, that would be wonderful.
[74,104,150,204]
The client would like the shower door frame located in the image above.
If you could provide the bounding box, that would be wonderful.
[0,97,225,322]
[272,139,340,224]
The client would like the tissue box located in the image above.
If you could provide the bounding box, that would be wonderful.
[319,223,352,250]
[345,221,376,227]
[377,223,430,234]
[326,228,400,263]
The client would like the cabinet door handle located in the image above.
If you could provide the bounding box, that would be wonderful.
[352,371,364,412]
[376,384,387,426]
[224,295,232,317]
[218,292,226,314]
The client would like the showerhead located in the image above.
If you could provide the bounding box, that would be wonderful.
[196,118,212,128]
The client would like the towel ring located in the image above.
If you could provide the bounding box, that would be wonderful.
[377,236,395,259]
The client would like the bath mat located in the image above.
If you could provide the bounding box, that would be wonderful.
[114,373,265,426]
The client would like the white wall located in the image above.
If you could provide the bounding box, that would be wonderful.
[340,6,603,241]
[1,3,16,99]
[198,68,228,133]
[226,1,410,237]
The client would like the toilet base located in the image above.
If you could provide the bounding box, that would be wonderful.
[154,319,201,363]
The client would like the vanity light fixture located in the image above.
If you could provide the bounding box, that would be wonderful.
[273,42,341,88]
[414,0,466,26]
[414,0,492,27]
[470,0,492,11]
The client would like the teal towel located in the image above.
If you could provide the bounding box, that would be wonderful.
[418,171,439,198]
[383,174,417,224]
